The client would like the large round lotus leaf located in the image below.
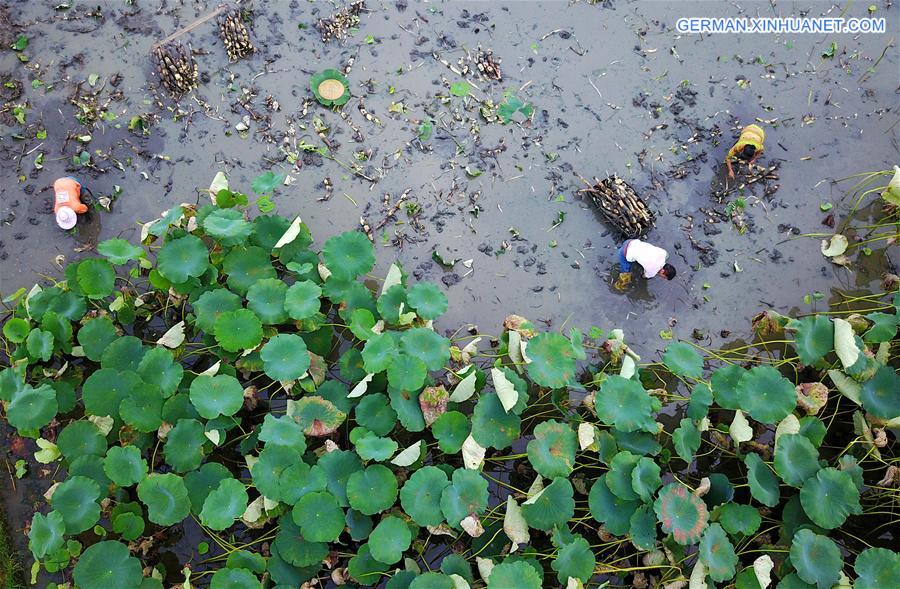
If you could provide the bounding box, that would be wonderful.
[631,456,662,501]
[103,446,147,487]
[310,69,351,106]
[774,434,820,488]
[736,365,796,424]
[352,428,398,461]
[745,452,780,507]
[790,529,842,589]
[260,334,310,381]
[376,284,407,324]
[345,508,373,542]
[525,332,576,388]
[355,393,398,436]
[2,317,30,343]
[409,573,455,589]
[73,540,143,589]
[653,483,709,545]
[318,450,362,507]
[385,571,417,589]
[662,342,704,378]
[400,466,450,526]
[250,444,296,502]
[76,258,116,298]
[51,475,101,534]
[521,477,575,531]
[799,467,861,529]
[119,381,164,432]
[77,316,118,361]
[699,523,737,582]
[259,414,307,452]
[401,328,451,372]
[629,504,658,550]
[157,235,209,284]
[551,536,595,584]
[190,374,244,419]
[97,238,143,265]
[596,375,659,433]
[487,560,542,589]
[200,478,248,531]
[209,568,261,589]
[855,547,900,589]
[440,469,489,528]
[225,550,267,575]
[289,395,346,436]
[270,523,326,578]
[284,281,322,320]
[82,368,134,419]
[406,282,448,320]
[347,464,398,516]
[41,311,72,353]
[193,289,243,333]
[28,511,65,559]
[322,231,375,280]
[710,364,745,410]
[798,415,827,448]
[440,553,474,584]
[203,208,252,245]
[280,462,328,505]
[673,418,701,463]
[58,421,107,461]
[250,214,291,248]
[388,386,426,433]
[791,315,834,365]
[69,454,112,490]
[362,333,396,373]
[223,246,276,296]
[184,462,231,514]
[246,278,289,325]
[346,542,386,585]
[101,336,145,371]
[214,309,263,352]
[7,383,57,431]
[605,450,641,500]
[387,355,428,392]
[472,393,521,450]
[292,491,345,542]
[704,473,735,509]
[432,411,469,454]
[860,366,900,419]
[588,474,641,536]
[339,282,378,322]
[716,502,761,536]
[137,348,183,398]
[526,419,577,478]
[138,473,190,526]
[164,418,206,472]
[25,328,54,361]
[368,516,412,565]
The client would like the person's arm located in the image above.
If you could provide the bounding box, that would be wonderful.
[726,158,735,179]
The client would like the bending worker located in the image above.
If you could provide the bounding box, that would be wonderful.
[614,238,677,291]
[725,123,765,179]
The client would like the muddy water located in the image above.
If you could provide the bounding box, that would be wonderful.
[1,0,898,584]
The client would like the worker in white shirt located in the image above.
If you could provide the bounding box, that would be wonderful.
[614,238,677,291]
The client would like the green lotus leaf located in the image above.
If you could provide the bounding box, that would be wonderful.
[260,334,310,381]
[318,450,362,506]
[798,415,827,448]
[347,464,398,516]
[439,553,474,584]
[322,231,375,280]
[73,540,143,589]
[863,311,898,343]
[193,288,243,333]
[7,383,57,431]
[101,336,145,371]
[77,316,118,361]
[440,468,489,528]
[184,462,231,515]
[200,478,249,531]
[310,69,351,106]
[551,536,595,585]
[349,308,376,340]
[432,411,469,454]
[799,467,861,529]
[703,473,735,510]
[103,446,147,487]
[203,208,252,245]
[596,375,659,433]
[250,444,297,502]
[716,502,761,536]
[26,328,53,362]
[527,419,577,478]
[288,395,346,436]
[737,365,797,424]
[776,573,816,589]
[387,354,428,392]
[376,284,407,324]
[137,348,183,398]
[345,508,373,542]
[137,473,190,526]
[745,452,780,507]
[338,349,367,384]
[98,237,143,265]
[629,504,658,550]
[189,374,244,419]
[790,529,842,589]
[402,328,451,372]
[259,414,307,453]
[2,317,30,343]
[352,428,398,461]
[406,282,448,320]
[588,474,641,536]
[157,235,208,284]
[362,333,397,373]
[76,258,116,298]
[408,573,456,589]
[606,450,641,500]
[521,477,575,531]
[710,364,745,410]
[226,550,267,575]
[223,246,276,296]
[400,466,450,526]
[280,462,328,505]
[860,366,900,419]
[82,368,136,418]
[855,547,900,589]
[699,523,737,582]
[672,418,701,463]
[663,342,704,378]
[56,421,104,462]
[471,393,521,450]
[41,311,72,353]
[164,418,207,472]
[29,510,65,559]
[631,456,662,501]
[284,281,322,320]
[355,393,398,436]
[386,571,417,589]
[390,386,426,432]
[210,568,261,589]
[292,491,346,542]
[111,511,144,541]
[525,332,576,388]
[369,515,412,565]
[774,434,820,488]
[214,308,263,352]
[488,561,542,589]
[790,315,834,365]
[120,381,164,432]
[274,514,329,569]
[654,483,709,545]
[51,475,101,534]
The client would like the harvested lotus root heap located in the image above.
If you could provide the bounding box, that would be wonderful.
[316,0,365,43]
[218,9,255,61]
[581,175,656,239]
[153,42,198,96]
[473,46,502,81]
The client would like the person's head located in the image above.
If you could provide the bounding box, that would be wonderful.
[740,144,757,160]
[658,264,677,280]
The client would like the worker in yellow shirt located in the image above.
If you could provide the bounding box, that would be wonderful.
[725,124,765,179]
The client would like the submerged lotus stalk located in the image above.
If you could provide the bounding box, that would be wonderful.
[310,69,351,106]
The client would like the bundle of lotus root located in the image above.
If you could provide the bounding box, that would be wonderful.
[218,9,254,61]
[581,175,656,238]
[153,42,198,95]
[474,46,502,81]
[317,0,364,43]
